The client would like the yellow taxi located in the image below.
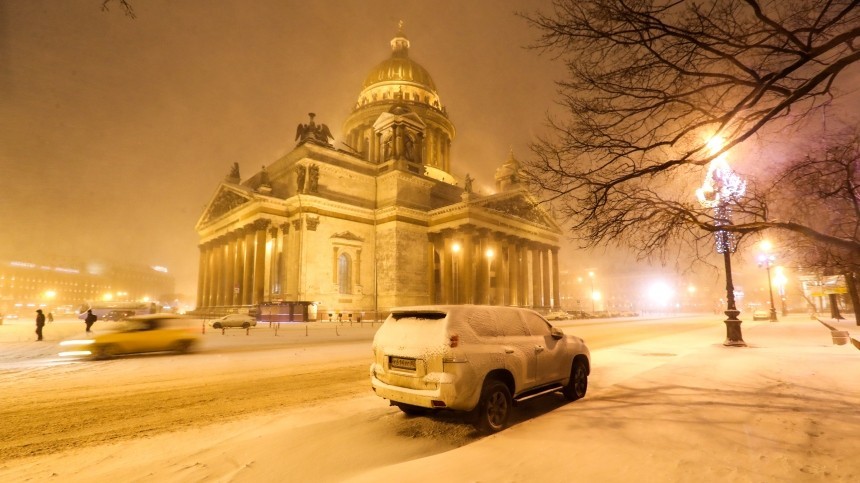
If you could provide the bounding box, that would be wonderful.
[59,313,200,359]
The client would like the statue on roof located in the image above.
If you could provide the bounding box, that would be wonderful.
[226,162,241,183]
[295,112,334,146]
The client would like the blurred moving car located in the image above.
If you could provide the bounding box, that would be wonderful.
[59,314,199,359]
[752,310,770,321]
[210,314,257,329]
[370,305,590,433]
[544,310,570,321]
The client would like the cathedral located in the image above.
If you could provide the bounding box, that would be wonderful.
[194,26,563,320]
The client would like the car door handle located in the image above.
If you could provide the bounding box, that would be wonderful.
[504,348,515,354]
[535,346,545,353]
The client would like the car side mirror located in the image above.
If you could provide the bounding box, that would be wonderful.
[551,327,564,339]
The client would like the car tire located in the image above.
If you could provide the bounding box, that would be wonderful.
[562,359,588,401]
[96,344,119,360]
[395,403,428,416]
[172,340,193,354]
[242,322,250,329]
[473,379,512,434]
[212,322,222,329]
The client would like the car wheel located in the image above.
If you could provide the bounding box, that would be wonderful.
[395,403,428,416]
[172,340,193,354]
[242,322,250,329]
[563,359,588,401]
[212,322,222,329]
[473,379,512,433]
[96,344,119,360]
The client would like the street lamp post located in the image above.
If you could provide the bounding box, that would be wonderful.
[696,136,747,347]
[757,243,778,321]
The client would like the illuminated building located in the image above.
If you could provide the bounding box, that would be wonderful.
[195,25,562,319]
[0,258,175,317]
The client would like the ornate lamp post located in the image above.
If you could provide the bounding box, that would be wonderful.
[757,241,778,321]
[774,266,788,316]
[696,137,747,346]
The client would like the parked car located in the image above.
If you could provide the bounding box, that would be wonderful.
[752,310,770,321]
[210,313,257,329]
[370,305,590,433]
[58,314,199,359]
[544,310,570,321]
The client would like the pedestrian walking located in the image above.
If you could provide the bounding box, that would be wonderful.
[47,312,54,323]
[35,309,46,341]
[84,309,97,333]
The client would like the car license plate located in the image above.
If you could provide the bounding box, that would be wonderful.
[389,356,416,371]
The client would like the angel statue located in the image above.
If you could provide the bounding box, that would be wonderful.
[295,112,334,146]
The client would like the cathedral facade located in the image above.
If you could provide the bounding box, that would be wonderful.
[194,27,563,320]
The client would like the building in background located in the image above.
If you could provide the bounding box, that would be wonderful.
[0,258,177,318]
[195,26,563,320]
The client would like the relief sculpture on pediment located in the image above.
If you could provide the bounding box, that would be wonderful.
[205,190,249,223]
[481,197,548,225]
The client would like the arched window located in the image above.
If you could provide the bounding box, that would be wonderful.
[338,253,352,294]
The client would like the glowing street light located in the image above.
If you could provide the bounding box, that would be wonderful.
[696,135,747,346]
[757,241,778,321]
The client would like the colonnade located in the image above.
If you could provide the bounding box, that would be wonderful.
[346,123,451,171]
[428,227,561,309]
[197,218,292,309]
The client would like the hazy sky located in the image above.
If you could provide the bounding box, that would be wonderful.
[0,0,566,295]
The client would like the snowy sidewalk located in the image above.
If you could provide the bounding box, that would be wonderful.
[349,316,860,482]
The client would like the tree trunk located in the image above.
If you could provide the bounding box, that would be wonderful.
[828,293,844,320]
[844,271,860,325]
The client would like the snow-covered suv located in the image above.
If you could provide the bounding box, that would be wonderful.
[370,305,590,433]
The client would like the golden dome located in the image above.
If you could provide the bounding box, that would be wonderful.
[362,56,437,91]
[356,23,441,107]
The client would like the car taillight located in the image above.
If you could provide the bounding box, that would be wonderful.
[449,334,459,347]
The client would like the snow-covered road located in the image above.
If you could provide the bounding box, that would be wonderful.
[4,315,855,482]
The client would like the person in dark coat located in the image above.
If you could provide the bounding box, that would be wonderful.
[84,309,97,333]
[35,309,46,341]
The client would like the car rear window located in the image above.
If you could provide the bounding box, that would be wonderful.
[391,311,446,320]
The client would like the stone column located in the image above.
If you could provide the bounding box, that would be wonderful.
[223,235,235,306]
[232,231,243,305]
[279,222,290,297]
[494,235,507,306]
[213,238,224,307]
[442,233,455,304]
[520,242,530,307]
[531,245,542,308]
[253,219,270,305]
[242,225,255,306]
[206,243,217,308]
[551,247,561,309]
[267,226,279,299]
[477,230,491,305]
[541,246,551,308]
[507,238,519,307]
[460,227,475,304]
[196,244,206,309]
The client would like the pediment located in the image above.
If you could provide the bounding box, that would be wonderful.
[476,193,559,230]
[200,185,253,225]
[330,231,365,242]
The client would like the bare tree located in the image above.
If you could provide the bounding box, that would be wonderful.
[771,128,860,319]
[521,0,860,263]
[102,0,136,19]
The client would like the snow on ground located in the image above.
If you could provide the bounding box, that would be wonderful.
[0,314,858,482]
